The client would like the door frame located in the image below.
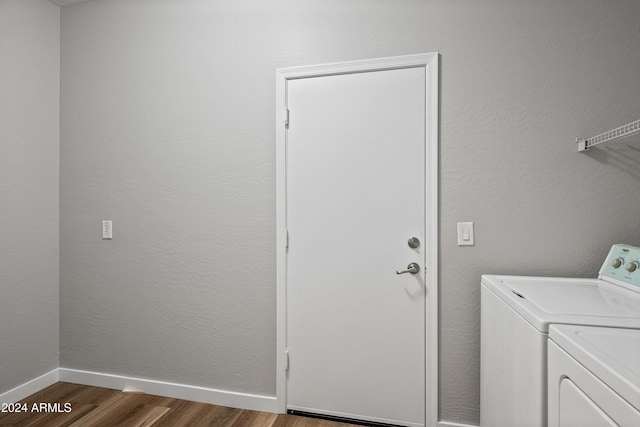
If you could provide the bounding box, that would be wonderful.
[275,53,439,426]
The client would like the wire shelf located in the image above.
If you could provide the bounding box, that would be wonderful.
[577,119,640,152]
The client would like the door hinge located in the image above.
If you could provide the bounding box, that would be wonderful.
[284,108,290,127]
[285,229,289,249]
[284,350,290,371]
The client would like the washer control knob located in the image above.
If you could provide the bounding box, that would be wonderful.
[625,261,638,273]
[611,258,624,268]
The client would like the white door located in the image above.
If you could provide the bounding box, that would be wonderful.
[285,66,427,427]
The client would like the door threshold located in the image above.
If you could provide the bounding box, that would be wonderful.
[287,410,404,427]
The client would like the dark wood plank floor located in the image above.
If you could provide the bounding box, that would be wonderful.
[0,382,353,427]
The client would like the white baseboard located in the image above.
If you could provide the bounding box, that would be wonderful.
[58,368,278,413]
[438,421,479,427]
[0,369,59,404]
[7,369,477,423]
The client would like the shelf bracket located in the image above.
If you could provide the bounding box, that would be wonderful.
[577,119,640,152]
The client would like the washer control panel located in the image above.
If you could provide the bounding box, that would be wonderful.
[600,244,640,291]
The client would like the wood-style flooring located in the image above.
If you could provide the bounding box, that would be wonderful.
[0,382,353,427]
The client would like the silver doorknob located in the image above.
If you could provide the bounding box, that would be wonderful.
[396,263,420,275]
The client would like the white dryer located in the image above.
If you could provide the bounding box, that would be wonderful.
[548,324,639,427]
[480,244,640,427]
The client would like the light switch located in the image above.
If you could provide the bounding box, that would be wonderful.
[463,227,470,240]
[102,220,113,239]
[457,222,474,246]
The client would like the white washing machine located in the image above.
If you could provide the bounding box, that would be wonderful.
[548,324,639,427]
[480,244,640,427]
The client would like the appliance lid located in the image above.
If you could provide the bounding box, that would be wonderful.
[550,324,640,411]
[481,275,640,332]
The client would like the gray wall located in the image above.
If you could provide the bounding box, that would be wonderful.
[0,0,60,393]
[59,0,640,424]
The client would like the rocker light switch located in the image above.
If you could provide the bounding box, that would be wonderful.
[102,221,113,239]
[457,222,474,246]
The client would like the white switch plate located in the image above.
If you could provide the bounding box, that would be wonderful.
[102,220,113,239]
[457,222,474,246]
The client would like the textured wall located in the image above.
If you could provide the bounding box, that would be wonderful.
[0,0,60,394]
[59,0,640,424]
